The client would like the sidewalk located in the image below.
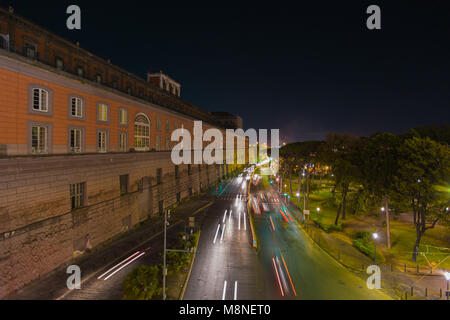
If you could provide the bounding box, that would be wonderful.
[5,191,216,300]
[279,188,448,300]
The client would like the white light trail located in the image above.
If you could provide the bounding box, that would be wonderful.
[234,281,238,300]
[238,211,241,230]
[220,223,226,242]
[213,224,221,244]
[98,251,142,280]
[103,252,146,281]
[223,210,228,223]
[222,280,228,300]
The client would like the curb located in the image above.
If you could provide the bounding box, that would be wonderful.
[179,230,201,300]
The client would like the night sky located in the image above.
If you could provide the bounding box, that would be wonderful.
[2,0,449,142]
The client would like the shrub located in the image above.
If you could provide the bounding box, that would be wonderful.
[123,265,161,300]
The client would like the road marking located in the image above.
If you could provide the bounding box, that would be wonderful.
[272,257,285,297]
[98,251,141,280]
[234,281,238,300]
[223,210,228,223]
[103,251,146,281]
[222,280,227,300]
[220,223,226,243]
[213,224,221,244]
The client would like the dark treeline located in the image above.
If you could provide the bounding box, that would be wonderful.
[278,125,450,262]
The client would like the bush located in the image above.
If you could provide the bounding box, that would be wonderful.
[123,265,161,300]
[353,232,382,261]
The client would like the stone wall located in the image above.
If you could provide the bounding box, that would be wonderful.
[0,151,228,297]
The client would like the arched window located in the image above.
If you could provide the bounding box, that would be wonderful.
[134,113,150,151]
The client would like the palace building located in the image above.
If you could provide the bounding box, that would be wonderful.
[0,6,243,297]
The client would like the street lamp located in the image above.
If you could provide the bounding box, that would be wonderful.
[372,233,378,263]
[445,271,450,300]
[317,207,321,213]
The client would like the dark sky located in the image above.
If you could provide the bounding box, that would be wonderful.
[2,0,449,142]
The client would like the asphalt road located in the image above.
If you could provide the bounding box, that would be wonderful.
[185,175,392,300]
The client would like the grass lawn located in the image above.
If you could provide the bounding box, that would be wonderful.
[283,176,450,269]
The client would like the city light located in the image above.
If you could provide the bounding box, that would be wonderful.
[445,271,450,281]
[372,233,378,240]
[317,208,321,213]
[381,207,385,212]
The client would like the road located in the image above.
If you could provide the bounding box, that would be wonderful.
[185,174,392,300]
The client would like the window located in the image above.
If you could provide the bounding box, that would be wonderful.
[71,97,83,118]
[138,87,144,97]
[157,168,162,184]
[189,187,193,197]
[97,103,109,123]
[31,125,48,154]
[70,128,82,153]
[165,119,170,133]
[25,45,37,59]
[77,66,84,77]
[174,121,178,130]
[95,74,102,83]
[120,175,129,196]
[97,130,107,153]
[119,108,128,126]
[159,200,164,216]
[127,86,132,95]
[156,117,162,131]
[176,192,181,204]
[175,165,179,179]
[155,135,161,151]
[55,57,64,70]
[188,164,192,176]
[112,80,118,88]
[32,88,48,112]
[134,114,150,151]
[70,183,85,210]
[119,132,127,152]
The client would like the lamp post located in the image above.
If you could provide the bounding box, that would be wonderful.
[445,271,450,300]
[372,233,378,263]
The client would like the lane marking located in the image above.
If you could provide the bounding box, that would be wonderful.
[213,224,221,244]
[222,280,227,300]
[97,251,141,280]
[220,223,226,243]
[234,281,238,300]
[104,252,146,280]
[272,257,284,297]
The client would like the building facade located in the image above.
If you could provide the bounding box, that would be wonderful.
[0,6,242,297]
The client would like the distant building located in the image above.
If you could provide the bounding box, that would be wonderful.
[211,112,243,129]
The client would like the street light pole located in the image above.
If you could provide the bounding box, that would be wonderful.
[163,209,169,300]
[372,233,378,263]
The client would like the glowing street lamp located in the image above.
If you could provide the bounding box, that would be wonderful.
[317,207,321,213]
[445,271,450,300]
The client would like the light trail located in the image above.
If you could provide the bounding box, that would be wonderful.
[281,254,297,296]
[238,211,241,230]
[282,207,294,223]
[234,281,238,300]
[243,212,247,231]
[269,216,276,231]
[213,224,221,244]
[97,251,142,280]
[229,210,233,224]
[220,223,226,242]
[272,257,284,297]
[222,280,228,300]
[103,252,146,281]
[223,210,228,223]
[279,209,289,223]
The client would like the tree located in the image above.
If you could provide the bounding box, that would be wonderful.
[393,137,450,262]
[361,133,401,249]
[123,265,161,300]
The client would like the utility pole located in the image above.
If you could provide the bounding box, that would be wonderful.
[163,209,169,300]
